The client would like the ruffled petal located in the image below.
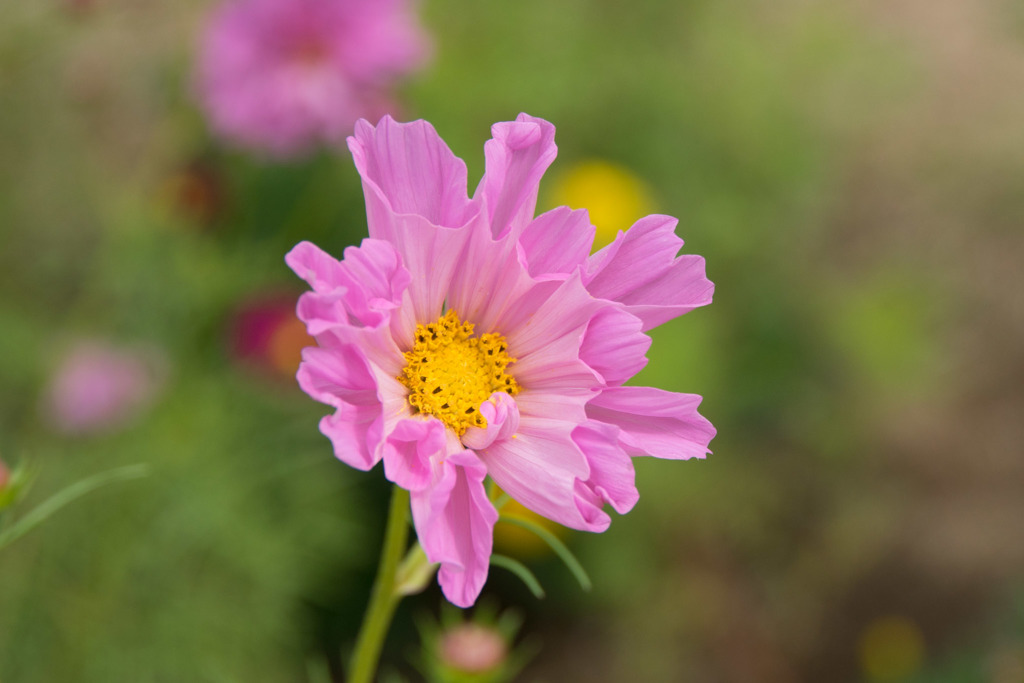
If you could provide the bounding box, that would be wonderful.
[503,272,602,358]
[318,410,381,471]
[337,238,413,331]
[288,237,411,376]
[573,421,638,515]
[297,345,383,470]
[382,417,446,491]
[312,322,406,379]
[411,448,497,608]
[289,237,414,344]
[348,117,481,323]
[348,116,475,227]
[584,215,714,330]
[517,206,595,281]
[461,392,519,450]
[578,307,650,387]
[474,114,558,239]
[445,217,539,334]
[295,289,348,336]
[503,274,605,392]
[479,414,607,532]
[285,240,348,293]
[586,386,715,460]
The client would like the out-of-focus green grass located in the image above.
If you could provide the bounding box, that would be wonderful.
[2,0,1023,681]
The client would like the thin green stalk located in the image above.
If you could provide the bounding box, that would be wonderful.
[347,485,411,683]
[0,464,148,551]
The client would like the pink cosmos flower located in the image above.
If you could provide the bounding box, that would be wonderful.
[44,341,166,435]
[197,0,431,157]
[287,114,716,607]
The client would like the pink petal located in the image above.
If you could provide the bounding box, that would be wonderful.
[510,330,597,392]
[348,117,480,323]
[517,206,594,281]
[289,237,422,380]
[573,421,638,515]
[318,410,382,471]
[297,345,383,469]
[584,215,714,330]
[295,289,346,336]
[578,307,650,387]
[502,274,604,392]
[461,392,519,450]
[411,448,497,608]
[586,386,715,460]
[289,238,413,342]
[337,238,413,330]
[311,329,402,386]
[514,387,590,424]
[504,272,603,359]
[382,417,446,490]
[445,217,539,334]
[479,415,608,532]
[474,114,558,239]
[285,240,347,292]
[348,116,476,229]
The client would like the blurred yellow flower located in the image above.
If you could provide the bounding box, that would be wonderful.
[547,159,655,249]
[493,494,568,559]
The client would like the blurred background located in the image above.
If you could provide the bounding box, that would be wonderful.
[2,0,1024,681]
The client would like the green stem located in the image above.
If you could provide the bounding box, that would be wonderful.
[0,464,148,551]
[347,485,411,683]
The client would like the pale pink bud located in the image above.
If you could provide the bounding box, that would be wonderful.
[438,623,507,674]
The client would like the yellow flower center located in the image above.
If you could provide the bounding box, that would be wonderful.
[398,310,520,436]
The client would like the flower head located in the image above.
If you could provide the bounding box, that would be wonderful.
[287,115,715,607]
[43,341,166,435]
[438,622,508,674]
[197,0,430,157]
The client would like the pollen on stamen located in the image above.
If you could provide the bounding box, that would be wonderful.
[397,309,519,436]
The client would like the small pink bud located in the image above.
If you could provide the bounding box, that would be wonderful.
[0,459,9,490]
[438,623,507,674]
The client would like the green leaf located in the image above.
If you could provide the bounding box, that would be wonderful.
[499,515,592,591]
[489,554,545,599]
[0,464,150,551]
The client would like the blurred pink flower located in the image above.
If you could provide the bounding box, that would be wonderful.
[44,342,166,435]
[438,623,507,674]
[227,292,313,378]
[197,0,431,157]
[287,114,715,606]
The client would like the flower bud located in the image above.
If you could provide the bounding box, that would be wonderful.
[438,623,508,675]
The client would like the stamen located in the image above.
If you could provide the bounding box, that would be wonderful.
[398,310,519,436]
